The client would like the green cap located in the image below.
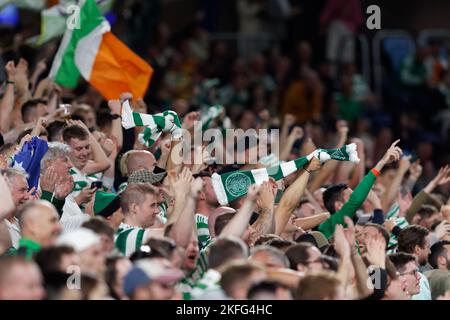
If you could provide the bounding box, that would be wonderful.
[93,191,121,218]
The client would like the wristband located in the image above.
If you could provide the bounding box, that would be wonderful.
[371,168,380,177]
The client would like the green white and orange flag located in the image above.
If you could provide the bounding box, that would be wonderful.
[49,0,153,100]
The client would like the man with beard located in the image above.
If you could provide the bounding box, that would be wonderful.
[389,252,421,299]
[425,240,450,299]
[397,225,432,299]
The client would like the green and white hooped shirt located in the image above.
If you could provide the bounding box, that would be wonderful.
[115,222,148,257]
[69,167,101,198]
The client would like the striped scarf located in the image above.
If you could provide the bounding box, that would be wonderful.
[121,100,182,147]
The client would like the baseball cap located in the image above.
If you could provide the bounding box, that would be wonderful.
[123,259,184,297]
[296,231,329,252]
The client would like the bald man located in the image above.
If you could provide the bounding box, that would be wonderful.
[120,150,156,177]
[15,200,62,259]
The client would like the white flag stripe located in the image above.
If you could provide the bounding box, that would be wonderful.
[75,21,110,79]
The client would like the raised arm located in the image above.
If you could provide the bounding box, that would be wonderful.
[347,138,366,189]
[405,165,450,223]
[107,99,124,151]
[248,181,276,245]
[309,121,348,192]
[170,174,203,248]
[343,217,373,298]
[279,126,303,161]
[219,184,260,238]
[0,61,16,133]
[275,157,321,234]
[319,140,403,238]
[156,139,171,170]
[333,224,352,293]
[381,156,411,212]
[293,212,330,230]
[166,169,191,226]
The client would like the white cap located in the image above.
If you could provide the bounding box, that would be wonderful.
[56,228,101,252]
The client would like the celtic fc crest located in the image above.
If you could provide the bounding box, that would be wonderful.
[225,172,252,197]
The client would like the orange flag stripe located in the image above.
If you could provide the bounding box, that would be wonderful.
[89,32,153,100]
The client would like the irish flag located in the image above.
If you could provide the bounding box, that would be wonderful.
[49,0,153,100]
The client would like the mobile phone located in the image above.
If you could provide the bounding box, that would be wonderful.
[91,181,103,189]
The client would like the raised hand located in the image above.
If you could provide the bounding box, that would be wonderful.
[189,177,204,199]
[409,160,423,180]
[246,184,261,202]
[441,205,450,223]
[304,156,321,173]
[288,126,304,142]
[14,58,29,96]
[75,186,97,205]
[170,167,194,198]
[256,181,275,211]
[284,114,296,128]
[5,60,15,81]
[108,99,121,116]
[102,138,115,157]
[54,176,74,200]
[120,92,133,103]
[334,224,351,259]
[336,120,349,137]
[383,217,396,233]
[363,235,386,268]
[40,166,58,192]
[382,139,403,164]
[66,119,90,133]
[160,139,172,157]
[182,111,200,130]
[18,134,32,150]
[433,220,450,240]
[34,59,47,76]
[343,216,356,253]
[433,165,450,186]
[398,155,412,173]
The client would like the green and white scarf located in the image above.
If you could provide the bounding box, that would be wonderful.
[121,100,182,147]
[212,143,360,205]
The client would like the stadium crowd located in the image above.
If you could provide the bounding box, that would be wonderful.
[0,0,450,300]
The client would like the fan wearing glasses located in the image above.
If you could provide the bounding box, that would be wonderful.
[389,252,421,299]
